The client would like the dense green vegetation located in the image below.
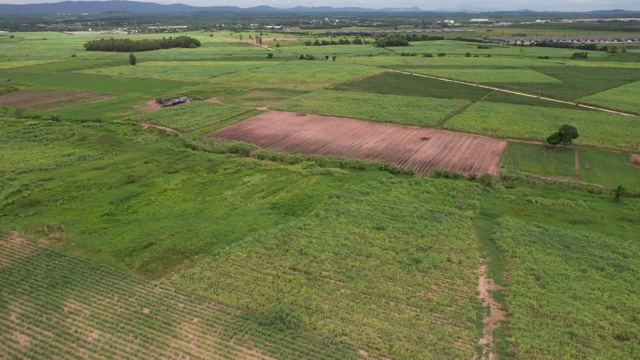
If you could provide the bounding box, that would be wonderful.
[491,218,640,358]
[1,25,639,360]
[127,101,260,134]
[84,36,202,52]
[274,89,469,127]
[444,102,640,151]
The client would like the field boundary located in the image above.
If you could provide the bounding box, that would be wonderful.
[390,70,636,117]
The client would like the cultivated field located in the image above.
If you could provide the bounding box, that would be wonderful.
[209,110,506,175]
[0,234,361,360]
[0,89,116,111]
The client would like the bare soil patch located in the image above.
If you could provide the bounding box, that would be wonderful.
[135,99,162,112]
[0,89,116,111]
[631,154,640,169]
[476,264,506,360]
[0,232,36,268]
[206,97,223,104]
[208,110,506,175]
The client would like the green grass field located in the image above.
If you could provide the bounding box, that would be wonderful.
[501,141,576,178]
[168,177,483,359]
[77,60,283,82]
[580,80,640,114]
[407,68,562,83]
[490,217,640,359]
[207,61,382,90]
[444,102,640,151]
[579,149,640,191]
[127,101,260,134]
[273,89,470,127]
[0,119,387,278]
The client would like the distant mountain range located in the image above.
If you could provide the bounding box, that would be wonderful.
[0,1,638,15]
[0,1,426,15]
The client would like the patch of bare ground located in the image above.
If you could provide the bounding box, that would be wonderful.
[631,154,640,169]
[135,99,162,112]
[0,89,116,111]
[208,110,507,176]
[476,263,506,360]
[139,123,179,133]
[0,232,36,268]
[206,97,223,104]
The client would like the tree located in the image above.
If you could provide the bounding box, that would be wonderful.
[332,56,336,61]
[266,53,273,59]
[129,52,136,65]
[547,124,578,146]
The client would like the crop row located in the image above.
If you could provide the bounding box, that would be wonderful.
[0,237,360,360]
[210,110,506,175]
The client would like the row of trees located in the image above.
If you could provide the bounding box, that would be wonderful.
[84,36,201,52]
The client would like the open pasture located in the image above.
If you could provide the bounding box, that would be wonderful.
[0,234,360,360]
[77,60,283,82]
[502,141,576,179]
[334,71,583,110]
[128,101,260,134]
[0,89,116,111]
[490,217,640,359]
[579,149,640,191]
[580,80,640,114]
[274,89,470,127]
[406,68,561,84]
[209,110,506,175]
[206,61,382,90]
[169,177,484,359]
[444,102,640,151]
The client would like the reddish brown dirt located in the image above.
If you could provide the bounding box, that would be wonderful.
[207,110,507,176]
[476,264,505,360]
[631,154,640,169]
[0,89,116,111]
[135,99,162,112]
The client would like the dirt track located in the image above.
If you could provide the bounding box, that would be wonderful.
[208,110,506,176]
[391,70,636,117]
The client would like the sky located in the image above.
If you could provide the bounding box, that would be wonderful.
[1,0,639,11]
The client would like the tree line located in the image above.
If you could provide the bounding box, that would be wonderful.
[84,36,201,52]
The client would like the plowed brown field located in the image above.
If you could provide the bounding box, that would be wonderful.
[0,89,116,111]
[208,111,507,175]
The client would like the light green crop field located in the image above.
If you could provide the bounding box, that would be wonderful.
[273,89,470,127]
[340,54,563,67]
[207,61,382,90]
[579,149,640,191]
[490,217,640,359]
[444,102,640,151]
[580,80,640,114]
[501,141,576,178]
[168,177,483,359]
[406,68,562,83]
[0,237,361,360]
[76,60,283,82]
[278,44,392,57]
[128,101,260,134]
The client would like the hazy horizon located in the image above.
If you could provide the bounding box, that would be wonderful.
[1,0,640,12]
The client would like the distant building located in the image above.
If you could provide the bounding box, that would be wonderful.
[469,19,492,23]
